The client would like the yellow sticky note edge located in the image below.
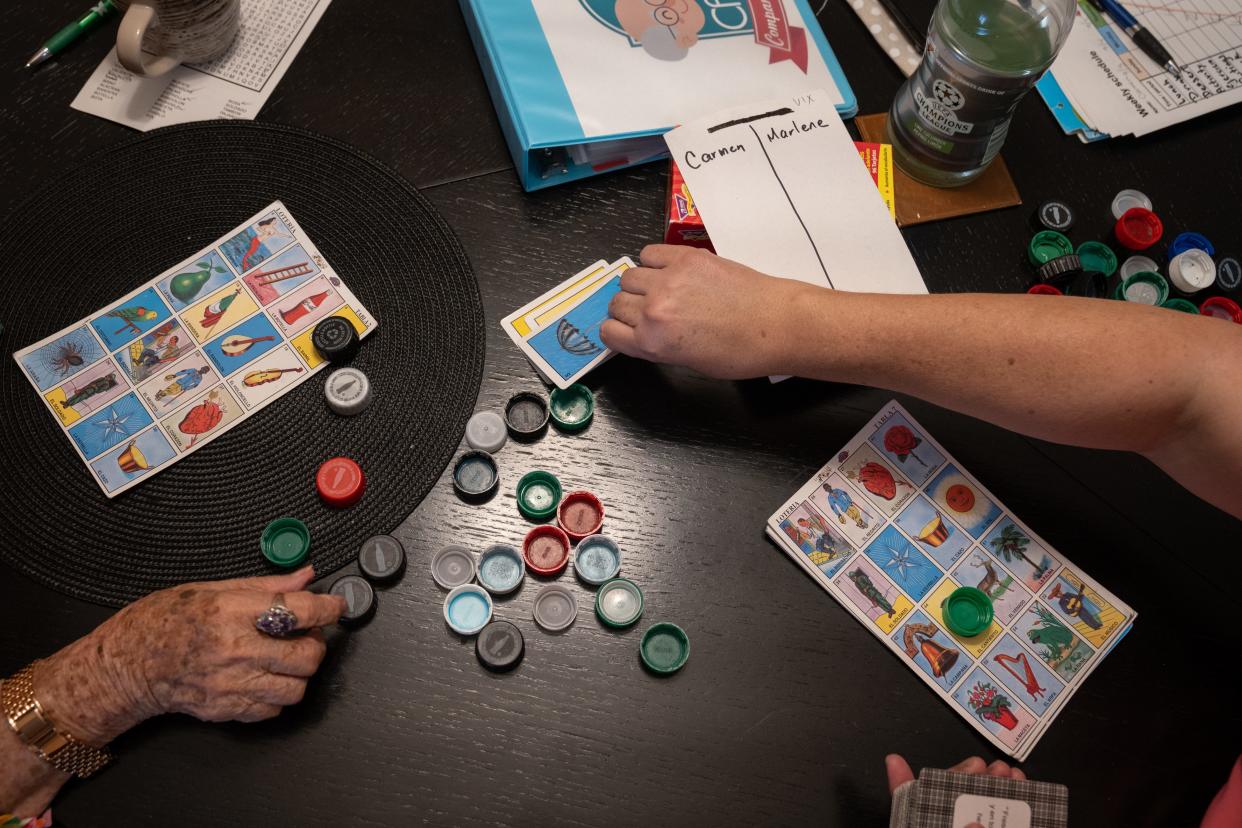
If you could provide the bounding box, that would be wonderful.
[291,306,366,369]
[877,143,896,220]
[531,261,631,329]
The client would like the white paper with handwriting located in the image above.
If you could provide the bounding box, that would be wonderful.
[663,91,926,296]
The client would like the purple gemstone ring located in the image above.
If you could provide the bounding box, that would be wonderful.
[255,604,298,637]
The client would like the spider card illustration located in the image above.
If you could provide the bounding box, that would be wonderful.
[17,326,106,391]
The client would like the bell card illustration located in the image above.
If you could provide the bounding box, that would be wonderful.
[765,401,1135,760]
[11,201,377,497]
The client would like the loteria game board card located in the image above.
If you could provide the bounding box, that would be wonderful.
[766,401,1135,761]
[14,202,376,497]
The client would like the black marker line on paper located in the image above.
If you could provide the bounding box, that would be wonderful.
[746,123,833,289]
[707,107,794,133]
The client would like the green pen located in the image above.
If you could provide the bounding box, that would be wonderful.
[26,1,118,69]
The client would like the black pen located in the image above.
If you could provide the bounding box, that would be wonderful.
[1087,0,1182,79]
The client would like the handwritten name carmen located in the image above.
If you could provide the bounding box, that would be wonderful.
[682,117,831,169]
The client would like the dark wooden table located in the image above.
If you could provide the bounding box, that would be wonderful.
[2,2,1240,826]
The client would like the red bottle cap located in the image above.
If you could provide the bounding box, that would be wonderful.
[1114,207,1163,251]
[1027,283,1063,296]
[523,525,571,576]
[1200,296,1242,323]
[557,491,604,541]
[316,457,365,507]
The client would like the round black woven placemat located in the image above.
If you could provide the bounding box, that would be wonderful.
[0,121,484,607]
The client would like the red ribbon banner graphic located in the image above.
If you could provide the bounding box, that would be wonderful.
[746,0,809,73]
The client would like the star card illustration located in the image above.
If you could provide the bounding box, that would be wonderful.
[157,250,234,312]
[220,212,294,274]
[926,464,1002,538]
[894,495,970,570]
[17,326,107,391]
[833,558,913,634]
[863,525,942,601]
[90,286,172,351]
[90,427,177,492]
[44,360,128,426]
[68,392,155,460]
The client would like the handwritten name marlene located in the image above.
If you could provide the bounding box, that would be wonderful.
[682,117,832,168]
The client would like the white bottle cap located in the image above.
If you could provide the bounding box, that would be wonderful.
[464,410,507,453]
[324,367,371,416]
[1168,249,1216,293]
[1111,189,1152,220]
[1119,255,1159,281]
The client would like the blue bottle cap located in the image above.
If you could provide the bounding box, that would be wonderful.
[444,584,493,636]
[477,544,525,594]
[1167,231,1215,260]
[574,534,622,585]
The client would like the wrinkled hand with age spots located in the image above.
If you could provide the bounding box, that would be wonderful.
[35,566,345,746]
[602,244,808,380]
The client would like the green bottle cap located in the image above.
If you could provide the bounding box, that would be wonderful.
[549,384,594,431]
[261,518,310,568]
[1161,297,1200,314]
[596,578,644,628]
[640,622,690,674]
[1075,241,1118,277]
[941,587,993,637]
[1028,231,1073,265]
[1120,271,1169,306]
[516,470,562,521]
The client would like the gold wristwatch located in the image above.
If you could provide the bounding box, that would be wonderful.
[2,662,112,778]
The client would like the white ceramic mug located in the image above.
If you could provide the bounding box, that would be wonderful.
[115,0,241,77]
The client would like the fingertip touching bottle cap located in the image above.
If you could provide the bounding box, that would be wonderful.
[476,620,524,672]
[324,367,372,416]
[516,470,562,521]
[1075,241,1118,277]
[532,583,577,632]
[574,534,622,585]
[358,534,406,583]
[311,316,360,364]
[465,410,507,453]
[1160,298,1199,314]
[1216,257,1241,291]
[431,544,476,590]
[1114,208,1163,251]
[523,524,571,576]
[316,457,365,507]
[1119,255,1159,281]
[452,450,499,500]
[1120,271,1169,306]
[505,391,550,441]
[1168,231,1215,260]
[1027,231,1074,265]
[261,517,310,567]
[1035,200,1074,232]
[1168,249,1216,293]
[1067,270,1108,299]
[1110,188,1152,220]
[1027,284,1063,296]
[444,583,493,636]
[549,384,594,432]
[557,491,604,541]
[1036,254,1082,285]
[942,586,994,637]
[595,578,644,628]
[329,574,376,626]
[1200,296,1242,323]
[477,544,525,594]
[640,622,690,674]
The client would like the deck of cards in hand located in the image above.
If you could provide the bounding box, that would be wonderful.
[501,258,632,389]
[766,401,1135,761]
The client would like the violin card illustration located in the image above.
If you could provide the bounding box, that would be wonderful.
[12,201,376,497]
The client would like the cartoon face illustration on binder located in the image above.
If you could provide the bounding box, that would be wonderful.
[614,0,706,60]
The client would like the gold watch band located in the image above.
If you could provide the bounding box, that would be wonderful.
[2,662,112,778]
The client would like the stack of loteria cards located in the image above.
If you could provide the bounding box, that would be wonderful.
[501,258,632,389]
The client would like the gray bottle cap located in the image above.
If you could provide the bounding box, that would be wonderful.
[431,545,476,590]
[324,367,371,416]
[532,584,577,632]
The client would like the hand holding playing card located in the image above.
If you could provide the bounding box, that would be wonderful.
[886,754,1026,828]
[602,244,809,379]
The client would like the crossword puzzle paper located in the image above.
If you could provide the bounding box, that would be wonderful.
[766,402,1135,761]
[14,202,376,497]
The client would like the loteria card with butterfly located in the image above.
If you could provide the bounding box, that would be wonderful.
[13,202,376,497]
[765,401,1135,761]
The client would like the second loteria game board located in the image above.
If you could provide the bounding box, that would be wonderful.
[13,201,376,497]
[766,401,1135,761]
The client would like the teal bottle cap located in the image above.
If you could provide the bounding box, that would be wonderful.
[595,578,644,628]
[1161,298,1200,314]
[516,470,562,521]
[640,622,690,674]
[532,583,577,632]
[1075,241,1118,277]
[1121,271,1169,306]
[477,544,525,595]
[261,517,310,568]
[549,384,594,431]
[1028,231,1073,265]
[574,534,621,585]
[444,584,493,636]
[942,587,994,637]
